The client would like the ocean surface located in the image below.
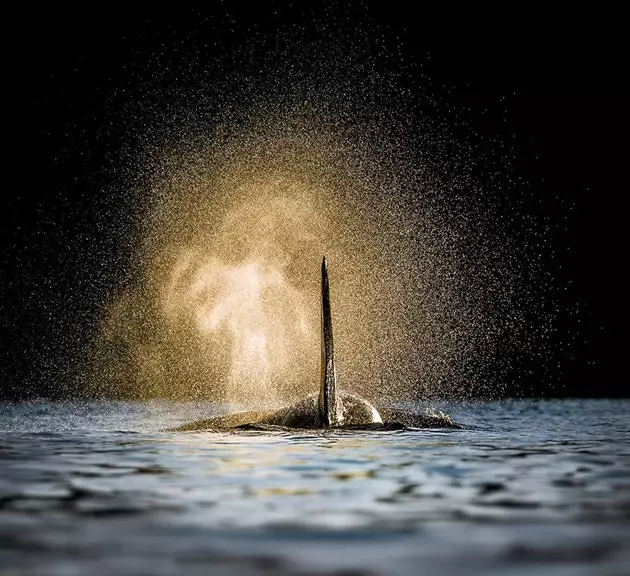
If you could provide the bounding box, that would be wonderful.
[0,399,629,575]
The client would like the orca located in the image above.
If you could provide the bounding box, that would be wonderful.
[170,257,458,431]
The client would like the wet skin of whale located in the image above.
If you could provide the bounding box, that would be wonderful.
[170,257,459,432]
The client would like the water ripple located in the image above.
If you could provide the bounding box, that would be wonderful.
[1,399,629,575]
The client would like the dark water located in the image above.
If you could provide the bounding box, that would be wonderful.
[1,399,629,575]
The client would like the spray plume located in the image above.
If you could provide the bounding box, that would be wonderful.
[87,27,527,404]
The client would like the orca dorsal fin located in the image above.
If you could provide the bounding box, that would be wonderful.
[319,256,343,427]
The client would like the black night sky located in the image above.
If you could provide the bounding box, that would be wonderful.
[1,4,620,400]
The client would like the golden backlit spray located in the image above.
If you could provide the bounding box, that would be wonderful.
[90,43,522,404]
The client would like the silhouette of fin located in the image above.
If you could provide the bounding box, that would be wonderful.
[319,256,343,426]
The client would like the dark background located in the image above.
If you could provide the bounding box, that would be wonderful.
[1,4,620,399]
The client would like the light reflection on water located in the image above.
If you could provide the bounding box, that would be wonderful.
[1,399,629,575]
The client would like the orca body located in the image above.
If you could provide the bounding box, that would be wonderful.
[170,257,458,432]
